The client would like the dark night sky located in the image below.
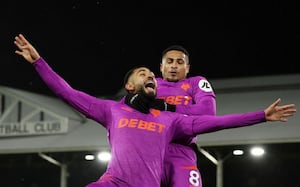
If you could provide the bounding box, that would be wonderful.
[1,1,300,187]
[1,0,299,98]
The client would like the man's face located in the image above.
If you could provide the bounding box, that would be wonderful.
[126,67,157,99]
[160,50,190,82]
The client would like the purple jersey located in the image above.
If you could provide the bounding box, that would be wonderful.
[33,58,265,187]
[156,77,216,145]
[156,77,216,187]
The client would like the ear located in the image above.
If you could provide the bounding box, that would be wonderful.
[160,63,163,73]
[186,64,190,74]
[125,82,135,92]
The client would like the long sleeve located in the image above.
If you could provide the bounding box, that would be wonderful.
[175,95,216,115]
[157,76,217,116]
[191,110,266,134]
[175,76,216,115]
[32,57,106,120]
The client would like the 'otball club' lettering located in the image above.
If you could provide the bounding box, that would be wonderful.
[118,118,165,133]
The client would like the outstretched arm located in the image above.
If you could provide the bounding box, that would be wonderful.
[13,34,109,123]
[188,98,296,135]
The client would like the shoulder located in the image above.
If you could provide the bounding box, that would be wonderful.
[187,75,209,82]
[156,77,172,87]
[186,76,214,93]
[184,76,209,86]
[90,98,119,109]
[156,77,164,83]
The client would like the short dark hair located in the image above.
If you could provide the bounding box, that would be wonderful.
[123,65,149,87]
[162,45,189,58]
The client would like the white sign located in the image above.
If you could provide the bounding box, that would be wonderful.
[0,120,68,137]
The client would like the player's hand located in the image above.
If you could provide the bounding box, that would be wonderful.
[264,98,296,122]
[14,34,40,64]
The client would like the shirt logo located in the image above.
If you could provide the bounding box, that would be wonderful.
[158,95,192,105]
[118,118,166,133]
[150,109,161,117]
[198,80,213,92]
[181,83,190,91]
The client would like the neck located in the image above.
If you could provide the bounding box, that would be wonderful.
[125,93,153,114]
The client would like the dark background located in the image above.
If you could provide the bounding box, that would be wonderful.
[1,0,299,97]
[1,0,300,187]
[1,143,300,187]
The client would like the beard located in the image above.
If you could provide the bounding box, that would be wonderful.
[137,86,156,100]
[125,86,157,114]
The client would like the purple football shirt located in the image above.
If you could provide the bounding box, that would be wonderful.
[33,58,266,187]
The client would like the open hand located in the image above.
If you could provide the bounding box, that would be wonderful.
[14,34,40,64]
[264,98,296,122]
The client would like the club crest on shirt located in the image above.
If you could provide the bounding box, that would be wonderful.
[181,83,190,91]
[198,80,213,92]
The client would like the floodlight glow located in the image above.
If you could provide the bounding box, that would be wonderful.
[250,147,265,157]
[97,151,111,162]
[233,149,244,155]
[85,154,95,160]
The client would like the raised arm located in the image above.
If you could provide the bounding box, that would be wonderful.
[13,34,107,121]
